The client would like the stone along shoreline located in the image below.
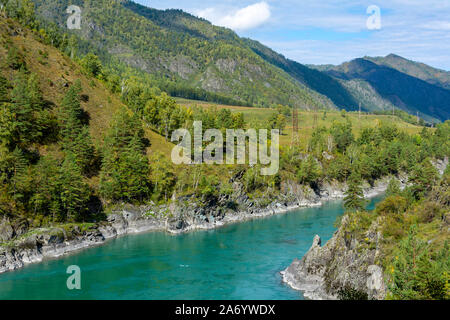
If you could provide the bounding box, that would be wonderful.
[0,177,394,274]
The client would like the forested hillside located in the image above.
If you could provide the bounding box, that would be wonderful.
[25,0,450,124]
[30,0,336,111]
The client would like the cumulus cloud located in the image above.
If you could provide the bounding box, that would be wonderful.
[197,2,271,31]
[136,0,450,69]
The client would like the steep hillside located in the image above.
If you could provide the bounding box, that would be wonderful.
[0,13,171,156]
[320,58,450,122]
[243,38,359,111]
[31,0,336,111]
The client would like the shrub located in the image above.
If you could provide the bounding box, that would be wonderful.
[337,286,369,300]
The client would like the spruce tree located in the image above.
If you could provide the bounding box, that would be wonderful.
[72,126,97,176]
[9,147,30,203]
[31,155,61,218]
[389,226,448,300]
[100,108,150,202]
[6,46,25,70]
[122,134,150,201]
[7,71,45,147]
[59,83,83,139]
[344,172,365,211]
[409,159,439,200]
[10,72,34,147]
[0,102,16,146]
[59,153,90,222]
[59,82,96,176]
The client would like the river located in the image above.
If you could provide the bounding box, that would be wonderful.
[0,196,383,300]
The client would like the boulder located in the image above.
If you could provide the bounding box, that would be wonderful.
[0,218,14,242]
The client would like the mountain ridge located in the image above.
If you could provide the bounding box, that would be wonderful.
[31,0,450,122]
[366,54,450,90]
[318,58,450,122]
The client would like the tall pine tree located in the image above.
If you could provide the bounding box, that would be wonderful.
[59,153,90,222]
[58,81,96,175]
[344,172,365,212]
[7,71,45,148]
[30,154,61,219]
[99,107,150,202]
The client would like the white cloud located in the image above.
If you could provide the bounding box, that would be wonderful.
[136,0,450,70]
[197,2,271,31]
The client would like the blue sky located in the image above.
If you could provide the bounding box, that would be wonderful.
[135,0,450,70]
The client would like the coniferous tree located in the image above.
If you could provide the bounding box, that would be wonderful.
[59,82,83,138]
[6,46,25,70]
[9,147,30,203]
[80,53,103,78]
[297,156,321,186]
[330,121,354,153]
[99,107,150,202]
[409,159,439,200]
[72,126,97,176]
[0,102,16,146]
[122,134,151,201]
[25,73,43,110]
[390,226,449,300]
[9,72,34,147]
[59,153,90,222]
[59,81,96,175]
[31,154,61,218]
[7,71,45,148]
[344,172,365,211]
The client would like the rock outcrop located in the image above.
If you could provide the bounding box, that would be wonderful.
[281,215,387,300]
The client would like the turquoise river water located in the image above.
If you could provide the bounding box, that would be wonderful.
[0,196,382,300]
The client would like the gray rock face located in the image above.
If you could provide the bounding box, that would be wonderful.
[0,218,14,242]
[366,265,385,299]
[432,157,449,176]
[0,227,105,274]
[165,55,198,80]
[282,216,387,300]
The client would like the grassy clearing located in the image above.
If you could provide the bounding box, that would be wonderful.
[176,98,426,148]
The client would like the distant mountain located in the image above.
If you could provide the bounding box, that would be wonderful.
[313,57,450,122]
[243,38,360,111]
[366,54,450,90]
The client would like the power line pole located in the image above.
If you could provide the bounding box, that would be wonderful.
[292,106,299,146]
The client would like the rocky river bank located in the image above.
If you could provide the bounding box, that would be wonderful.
[0,177,395,275]
[281,157,448,300]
